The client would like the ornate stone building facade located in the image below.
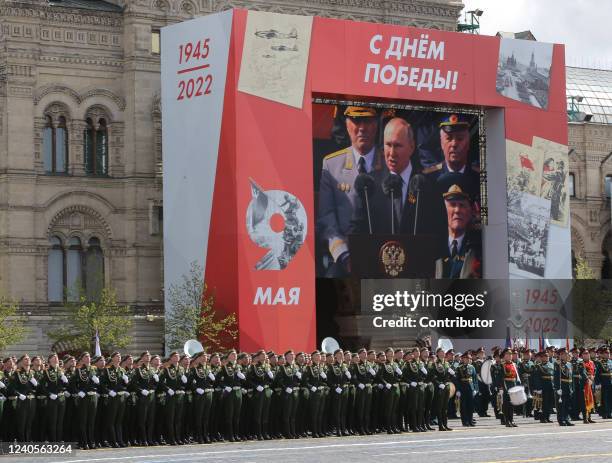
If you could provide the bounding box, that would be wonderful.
[0,0,463,354]
[567,66,612,278]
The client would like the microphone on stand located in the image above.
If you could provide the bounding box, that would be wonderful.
[382,174,403,234]
[408,174,426,235]
[354,173,375,234]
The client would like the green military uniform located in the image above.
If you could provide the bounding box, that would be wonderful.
[0,370,6,437]
[8,367,37,441]
[327,359,350,436]
[351,358,373,435]
[245,357,273,440]
[518,357,535,417]
[189,359,215,443]
[403,356,425,432]
[71,365,99,449]
[208,359,223,441]
[303,358,326,437]
[131,365,156,445]
[159,362,184,445]
[99,363,125,447]
[276,360,300,438]
[554,356,574,426]
[377,359,401,433]
[535,357,555,422]
[432,358,453,431]
[456,361,477,426]
[218,360,244,442]
[594,352,611,419]
[40,364,69,442]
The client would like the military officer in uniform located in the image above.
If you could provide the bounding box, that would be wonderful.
[435,178,482,278]
[177,354,191,443]
[403,348,422,432]
[245,350,271,440]
[8,354,37,442]
[275,350,301,438]
[327,348,350,436]
[71,352,99,449]
[218,350,245,442]
[208,353,223,442]
[99,352,123,447]
[40,353,68,442]
[595,346,611,419]
[376,348,400,434]
[132,351,156,446]
[537,350,555,423]
[0,360,7,440]
[456,352,477,426]
[303,350,326,437]
[159,351,183,445]
[499,348,519,427]
[554,348,574,426]
[431,348,454,431]
[317,106,383,276]
[190,352,215,443]
[422,114,480,203]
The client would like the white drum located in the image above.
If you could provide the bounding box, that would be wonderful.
[508,385,527,406]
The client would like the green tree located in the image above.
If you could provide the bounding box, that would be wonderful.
[0,296,27,354]
[165,261,237,353]
[48,287,132,354]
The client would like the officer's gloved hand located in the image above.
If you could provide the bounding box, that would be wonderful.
[285,387,293,394]
[30,377,38,387]
[473,390,478,397]
[456,391,461,398]
[335,387,342,394]
[438,384,446,390]
[141,389,149,396]
[122,374,129,384]
[385,383,392,390]
[181,374,188,384]
[378,384,384,389]
[358,383,365,390]
[64,391,71,398]
[256,385,264,392]
[410,382,417,387]
[368,367,376,376]
[310,386,317,393]
[320,372,327,380]
[345,370,351,379]
[92,375,99,385]
[557,389,562,396]
[153,373,159,382]
[208,372,216,381]
[267,370,274,379]
[49,393,58,400]
[109,390,117,398]
[168,388,175,396]
[448,368,455,376]
[18,394,26,401]
[61,374,68,384]
[394,366,402,375]
[0,380,5,389]
[196,388,204,395]
[223,387,231,393]
[237,372,246,380]
[421,367,428,375]
[78,391,86,398]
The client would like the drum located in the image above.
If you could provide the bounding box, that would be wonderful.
[480,359,494,385]
[508,385,527,406]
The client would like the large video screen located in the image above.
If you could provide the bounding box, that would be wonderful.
[313,102,484,280]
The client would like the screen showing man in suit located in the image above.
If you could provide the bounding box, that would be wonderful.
[313,103,483,280]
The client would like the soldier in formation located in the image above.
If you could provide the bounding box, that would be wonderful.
[0,344,610,447]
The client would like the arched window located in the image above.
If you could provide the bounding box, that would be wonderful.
[48,236,64,302]
[84,117,108,176]
[66,237,83,301]
[569,173,575,197]
[42,116,68,173]
[605,174,612,199]
[86,237,104,300]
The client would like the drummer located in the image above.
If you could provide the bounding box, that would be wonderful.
[499,348,519,427]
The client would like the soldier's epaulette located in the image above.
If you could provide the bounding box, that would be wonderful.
[323,147,350,161]
[471,164,480,174]
[422,162,443,175]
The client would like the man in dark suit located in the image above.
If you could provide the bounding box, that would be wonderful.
[350,117,443,236]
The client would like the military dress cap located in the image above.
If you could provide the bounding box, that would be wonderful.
[17,354,30,363]
[461,352,470,358]
[368,349,376,355]
[284,350,294,356]
[62,355,73,363]
[47,352,58,361]
[385,347,394,354]
[446,349,454,355]
[557,347,567,354]
[435,347,444,354]
[77,351,90,361]
[211,352,220,358]
[351,353,358,358]
[169,351,180,357]
[476,347,485,353]
[334,349,343,356]
[110,351,121,359]
[151,354,160,360]
[443,183,472,202]
[254,349,266,357]
[358,347,367,354]
[376,352,385,359]
[266,351,275,357]
[296,352,305,358]
[344,106,377,118]
[237,352,247,360]
[501,348,512,356]
[439,113,471,132]
[344,350,352,355]
[192,351,204,361]
[311,350,321,356]
[420,347,429,353]
[92,355,102,363]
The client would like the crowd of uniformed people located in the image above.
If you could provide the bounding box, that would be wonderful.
[0,344,610,449]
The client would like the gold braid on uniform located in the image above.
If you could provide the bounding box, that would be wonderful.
[138,366,150,380]
[195,365,207,379]
[17,369,31,384]
[45,366,58,383]
[167,365,177,380]
[254,364,266,378]
[78,367,90,382]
